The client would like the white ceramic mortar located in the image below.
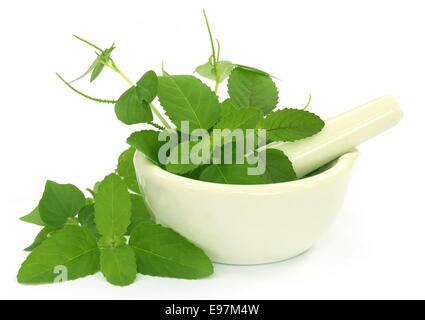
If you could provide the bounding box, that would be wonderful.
[134,95,402,264]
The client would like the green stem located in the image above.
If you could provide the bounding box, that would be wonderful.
[73,35,103,52]
[214,81,219,93]
[150,103,171,128]
[64,36,171,129]
[86,188,95,197]
[214,40,220,93]
[112,63,135,87]
[216,39,221,62]
[203,10,220,93]
[147,121,165,130]
[56,73,117,104]
[303,93,312,110]
[203,9,216,66]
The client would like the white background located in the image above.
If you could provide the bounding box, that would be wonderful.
[1,0,424,300]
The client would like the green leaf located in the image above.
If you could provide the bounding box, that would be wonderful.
[115,87,153,125]
[214,105,262,131]
[20,206,46,226]
[220,98,234,116]
[200,145,296,185]
[136,70,158,103]
[165,139,210,174]
[126,130,162,165]
[234,64,276,78]
[93,181,101,194]
[210,136,261,164]
[263,108,325,142]
[199,163,266,185]
[194,62,214,79]
[39,180,86,228]
[90,62,105,82]
[24,227,58,251]
[70,55,102,83]
[127,194,154,234]
[98,235,126,248]
[263,149,297,183]
[214,61,235,82]
[94,174,131,238]
[129,223,213,279]
[227,67,278,114]
[182,165,209,180]
[90,43,115,82]
[195,60,234,83]
[17,226,100,284]
[70,36,115,83]
[157,75,221,131]
[100,245,137,286]
[78,204,99,237]
[116,147,141,194]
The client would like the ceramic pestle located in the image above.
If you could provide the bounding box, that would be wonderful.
[270,95,403,177]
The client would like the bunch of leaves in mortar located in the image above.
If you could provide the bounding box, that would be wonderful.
[18,173,213,286]
[56,10,324,185]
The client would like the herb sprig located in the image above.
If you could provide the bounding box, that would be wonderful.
[18,164,213,286]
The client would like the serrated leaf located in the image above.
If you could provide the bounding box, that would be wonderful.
[127,194,154,234]
[17,226,100,284]
[115,87,153,125]
[116,147,141,194]
[210,133,264,163]
[227,67,278,114]
[263,108,325,142]
[95,174,131,239]
[157,75,221,131]
[195,60,234,83]
[100,245,137,286]
[200,145,297,184]
[24,227,58,251]
[263,149,297,183]
[126,130,162,165]
[20,206,46,226]
[214,105,262,131]
[38,180,86,228]
[136,70,158,103]
[129,223,213,279]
